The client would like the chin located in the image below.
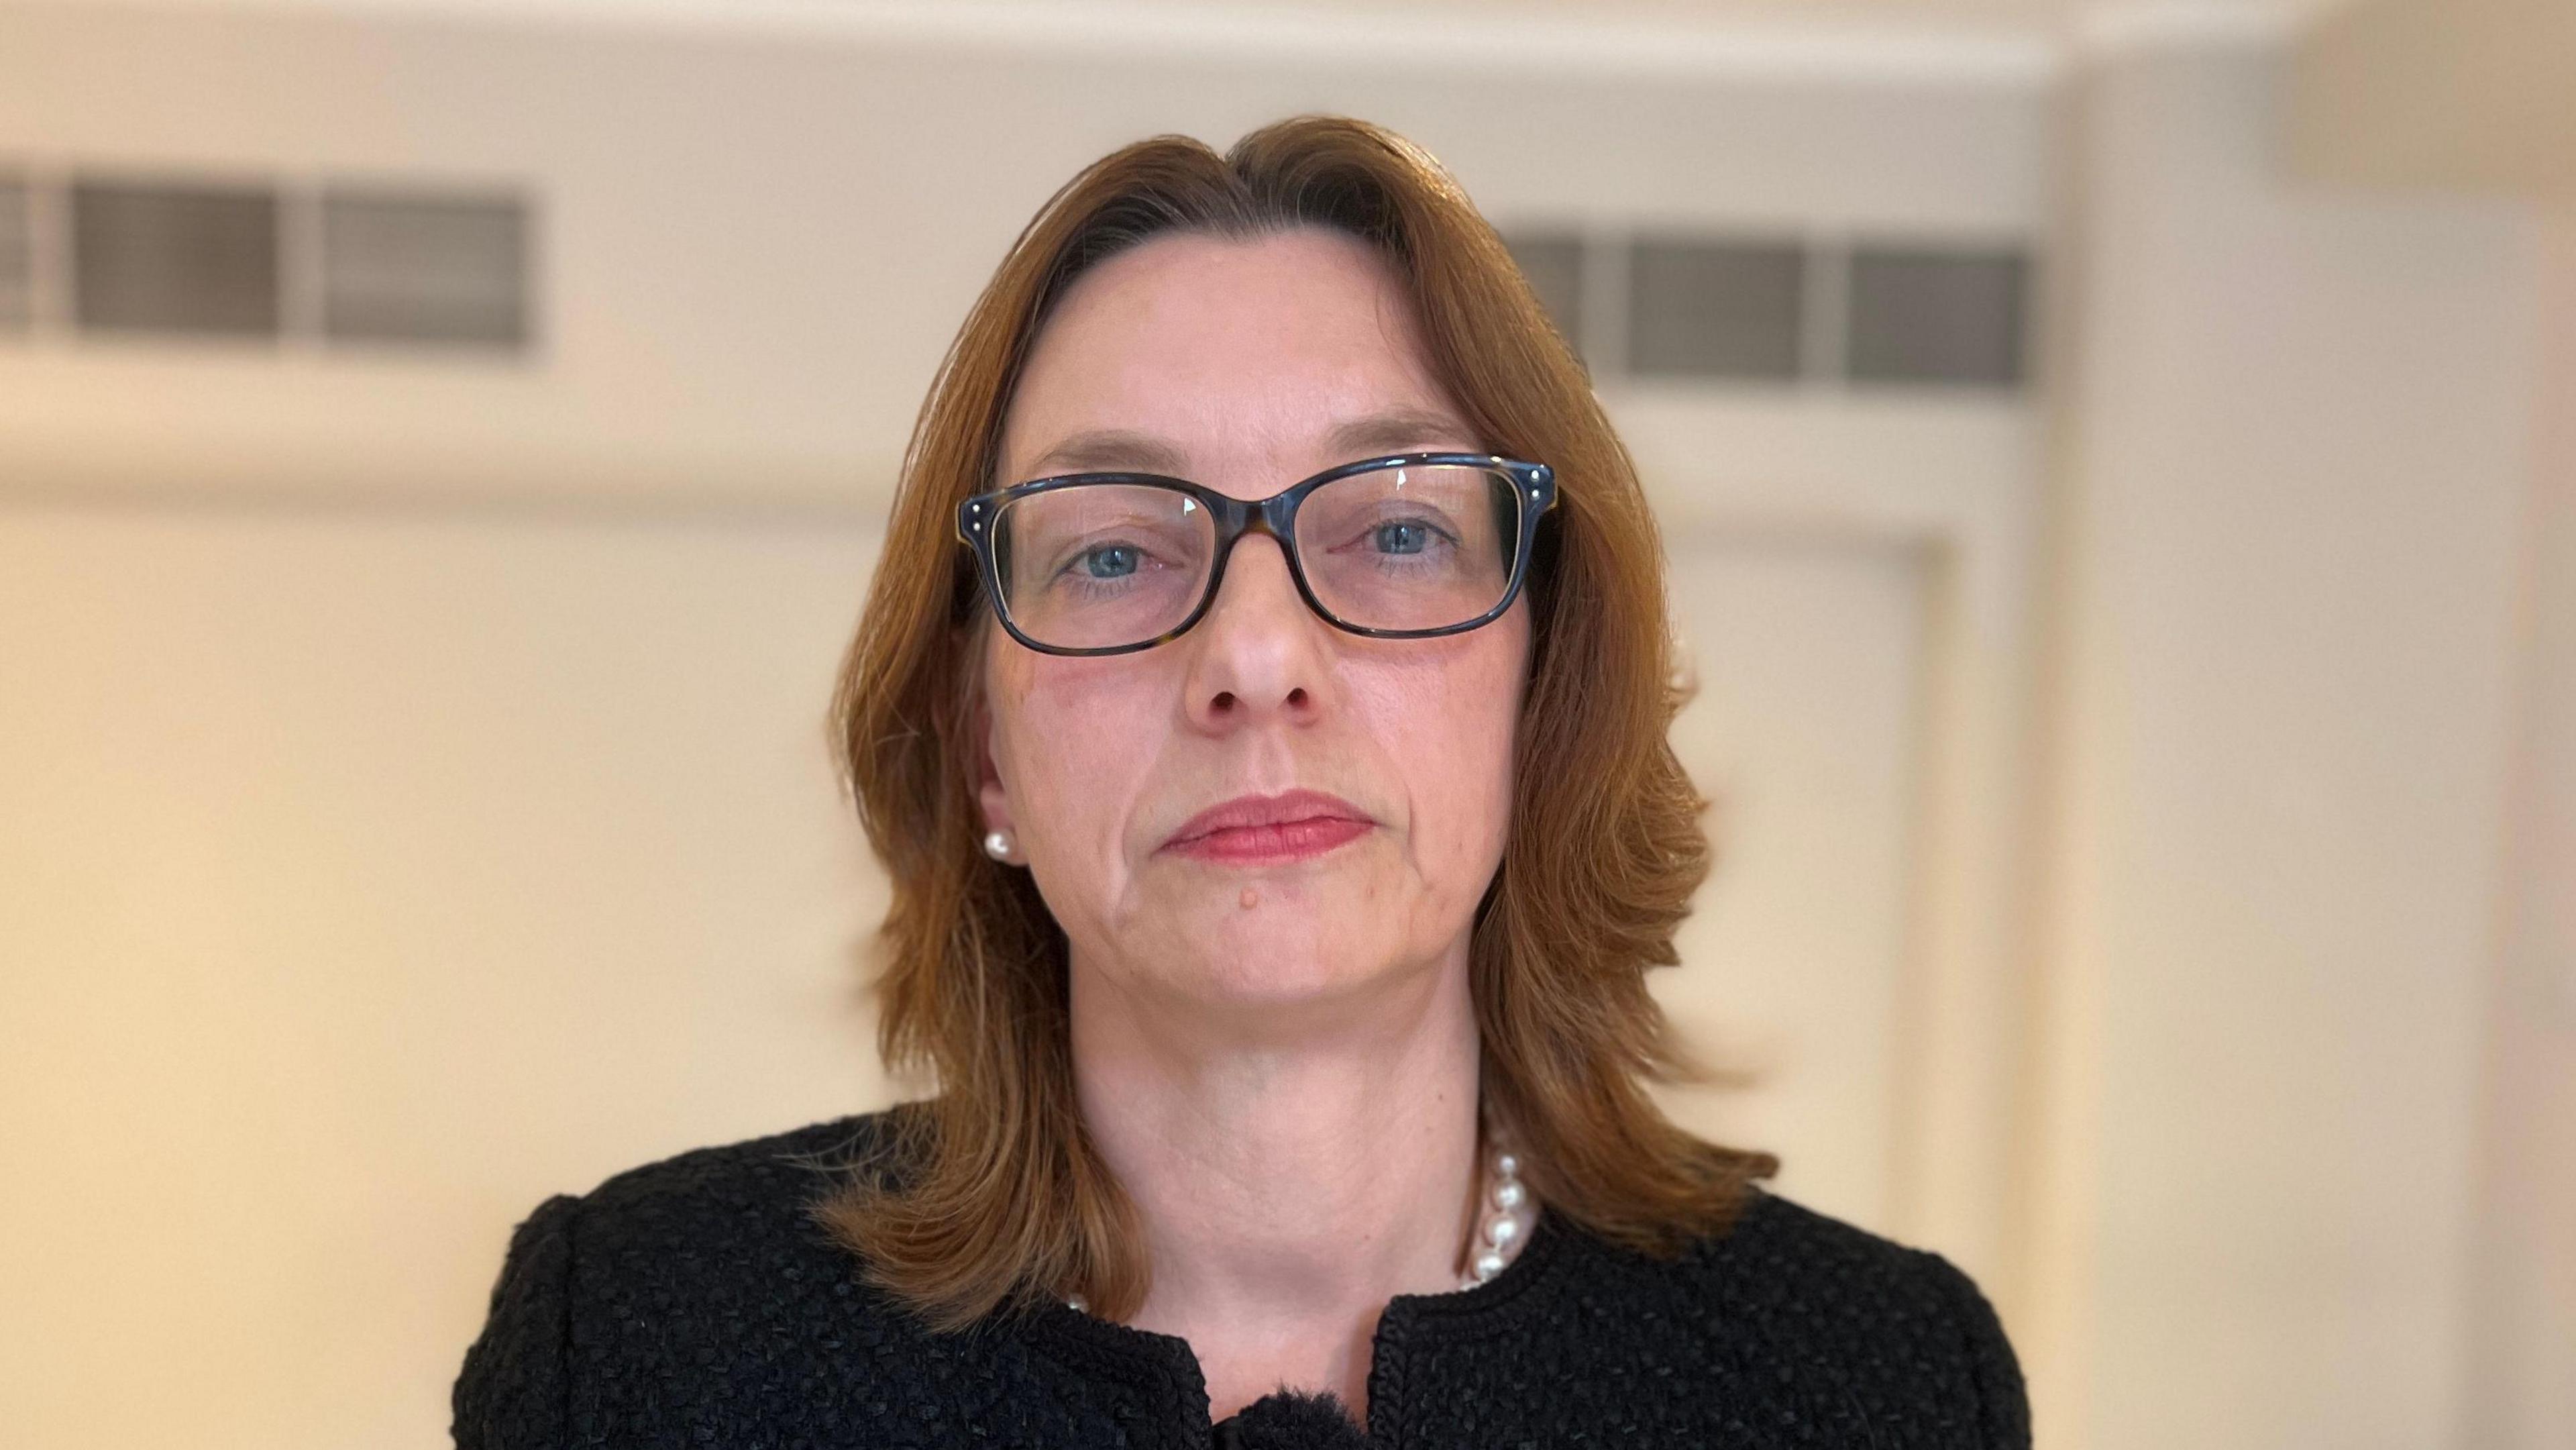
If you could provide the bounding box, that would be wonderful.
[1172,905,1399,1008]
[1198,955,1379,1010]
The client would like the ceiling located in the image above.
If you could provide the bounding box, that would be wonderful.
[25,0,2372,46]
[1205,0,2359,33]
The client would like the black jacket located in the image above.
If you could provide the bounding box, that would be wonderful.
[453,1111,2029,1448]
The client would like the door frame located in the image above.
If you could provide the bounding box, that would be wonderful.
[1608,389,2043,1319]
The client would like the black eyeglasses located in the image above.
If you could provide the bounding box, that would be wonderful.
[955,452,1557,657]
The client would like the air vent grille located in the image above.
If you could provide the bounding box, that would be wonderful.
[72,181,279,337]
[1502,232,1583,359]
[322,190,528,348]
[1498,225,2030,392]
[0,166,531,354]
[1629,239,1806,382]
[73,182,282,338]
[0,177,29,331]
[1847,246,2027,386]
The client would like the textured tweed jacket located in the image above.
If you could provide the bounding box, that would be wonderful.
[452,1111,2029,1449]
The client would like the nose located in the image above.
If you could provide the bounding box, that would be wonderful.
[1179,531,1332,733]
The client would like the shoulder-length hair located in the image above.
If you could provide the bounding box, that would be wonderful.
[814,114,1775,1331]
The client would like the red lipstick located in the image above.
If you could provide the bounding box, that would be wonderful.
[1159,788,1375,866]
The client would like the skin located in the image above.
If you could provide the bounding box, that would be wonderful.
[973,227,1532,1426]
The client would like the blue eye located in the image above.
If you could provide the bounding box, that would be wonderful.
[1081,544,1140,578]
[1373,522,1430,556]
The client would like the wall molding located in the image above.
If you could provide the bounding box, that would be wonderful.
[69,0,2070,85]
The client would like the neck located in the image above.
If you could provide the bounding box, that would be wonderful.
[1067,941,1484,1425]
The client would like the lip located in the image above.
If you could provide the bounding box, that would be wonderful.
[1159,788,1377,866]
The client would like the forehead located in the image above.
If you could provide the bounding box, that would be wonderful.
[996,227,1473,486]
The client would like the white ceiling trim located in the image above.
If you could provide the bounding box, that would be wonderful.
[34,0,2308,77]
[2075,0,2300,52]
[40,0,2070,85]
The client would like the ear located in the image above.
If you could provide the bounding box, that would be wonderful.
[971,686,1014,843]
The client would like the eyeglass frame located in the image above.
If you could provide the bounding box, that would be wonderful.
[955,451,1559,658]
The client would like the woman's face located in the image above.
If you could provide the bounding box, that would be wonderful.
[977,227,1531,1017]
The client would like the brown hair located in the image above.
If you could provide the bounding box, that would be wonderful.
[813,114,1775,1331]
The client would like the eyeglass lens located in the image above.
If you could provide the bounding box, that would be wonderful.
[990,462,1525,652]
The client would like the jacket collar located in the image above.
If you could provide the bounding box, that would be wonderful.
[1019,1206,1577,1443]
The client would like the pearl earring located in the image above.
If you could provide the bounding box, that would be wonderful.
[983,830,1014,862]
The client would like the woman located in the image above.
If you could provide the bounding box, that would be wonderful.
[453,116,2027,1449]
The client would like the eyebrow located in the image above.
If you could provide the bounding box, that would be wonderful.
[1326,406,1485,460]
[1022,429,1191,479]
[1018,406,1485,482]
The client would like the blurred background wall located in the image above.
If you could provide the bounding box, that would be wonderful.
[0,1,2567,1446]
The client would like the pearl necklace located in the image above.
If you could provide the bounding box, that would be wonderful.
[1460,1135,1536,1289]
[1063,1131,1535,1313]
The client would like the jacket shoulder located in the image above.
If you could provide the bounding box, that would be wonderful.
[561,1108,915,1312]
[452,1109,915,1448]
[1677,1187,2030,1448]
[580,1109,902,1220]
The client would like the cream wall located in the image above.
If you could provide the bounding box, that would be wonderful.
[0,506,894,1446]
[0,7,2060,1446]
[0,1,2050,511]
[2288,0,2576,195]
[0,5,2564,1449]
[2460,209,2576,1449]
[2032,43,2538,1450]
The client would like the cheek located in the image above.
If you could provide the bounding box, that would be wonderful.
[1352,627,1527,872]
[991,655,1165,847]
